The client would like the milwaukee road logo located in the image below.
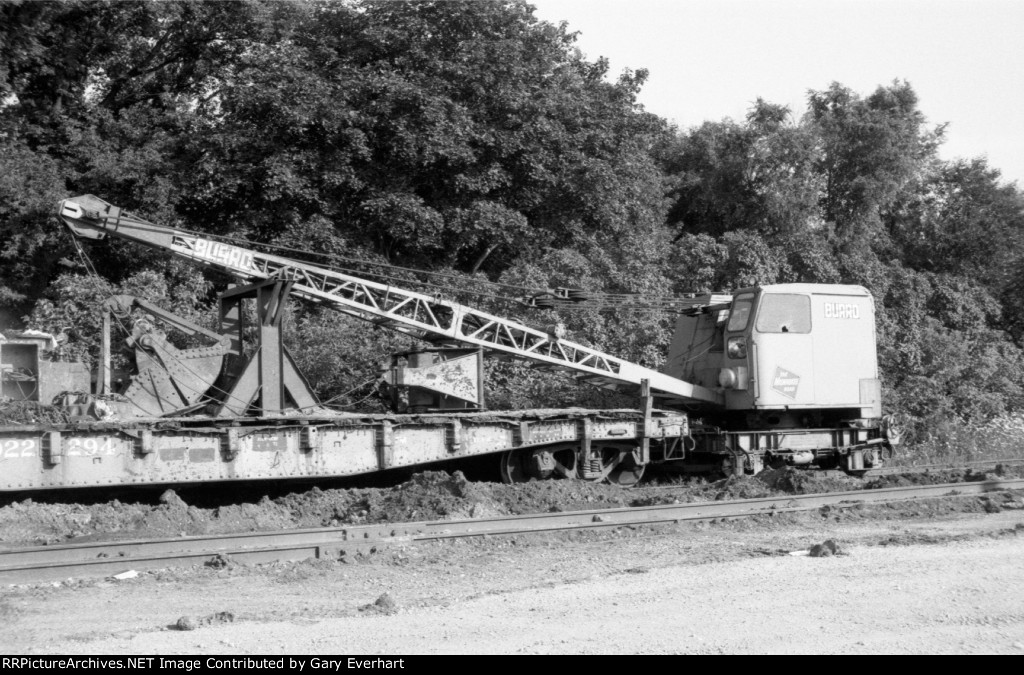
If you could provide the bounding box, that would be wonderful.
[772,367,800,398]
[172,236,255,272]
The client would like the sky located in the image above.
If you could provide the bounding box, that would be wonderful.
[530,0,1024,186]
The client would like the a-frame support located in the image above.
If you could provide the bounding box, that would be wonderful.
[215,278,318,416]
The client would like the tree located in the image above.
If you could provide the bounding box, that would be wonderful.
[888,158,1024,338]
[807,81,943,247]
[656,98,820,240]
[0,0,281,121]
[185,0,670,274]
[0,0,289,316]
[0,138,68,313]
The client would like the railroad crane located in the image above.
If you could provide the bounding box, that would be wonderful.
[0,195,898,493]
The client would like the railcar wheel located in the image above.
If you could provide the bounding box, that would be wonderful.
[583,444,646,487]
[717,454,736,478]
[499,446,578,484]
[605,453,646,487]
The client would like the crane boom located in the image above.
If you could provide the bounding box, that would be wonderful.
[58,194,723,406]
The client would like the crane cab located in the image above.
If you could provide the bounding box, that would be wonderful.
[665,284,881,422]
[663,284,888,474]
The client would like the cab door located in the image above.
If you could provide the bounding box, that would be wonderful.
[752,293,815,407]
[810,292,878,407]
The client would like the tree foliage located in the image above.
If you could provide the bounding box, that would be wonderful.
[2,1,1023,430]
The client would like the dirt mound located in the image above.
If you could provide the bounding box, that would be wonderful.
[864,467,1012,490]
[272,471,510,526]
[706,475,778,500]
[0,466,843,546]
[0,499,169,545]
[755,467,858,495]
[0,462,998,547]
[0,469,676,546]
[338,470,498,522]
[490,479,633,515]
[0,471,516,546]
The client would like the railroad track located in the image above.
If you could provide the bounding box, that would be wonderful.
[2,477,1022,585]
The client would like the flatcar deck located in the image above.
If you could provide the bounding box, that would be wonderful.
[0,408,686,491]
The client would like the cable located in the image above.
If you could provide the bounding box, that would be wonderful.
[87,209,721,307]
[89,213,546,295]
[99,220,722,316]
[92,213,532,306]
[70,234,103,279]
[322,386,383,411]
[15,379,38,401]
[318,377,380,407]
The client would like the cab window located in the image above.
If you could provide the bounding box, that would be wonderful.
[756,294,811,333]
[726,294,754,332]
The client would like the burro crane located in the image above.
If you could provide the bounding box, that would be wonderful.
[0,195,899,492]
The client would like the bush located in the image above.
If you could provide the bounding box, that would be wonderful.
[893,413,1024,466]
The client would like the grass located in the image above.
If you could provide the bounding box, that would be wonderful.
[891,413,1024,466]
